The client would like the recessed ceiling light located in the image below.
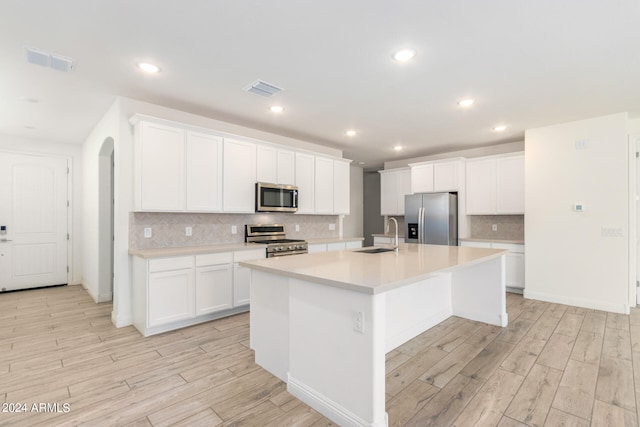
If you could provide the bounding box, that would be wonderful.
[393,145,403,151]
[392,49,416,63]
[22,97,39,103]
[270,105,284,113]
[346,130,357,137]
[494,125,507,132]
[24,125,35,130]
[358,161,365,165]
[137,62,160,73]
[458,99,475,107]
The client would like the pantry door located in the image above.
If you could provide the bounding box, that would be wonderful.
[0,153,68,291]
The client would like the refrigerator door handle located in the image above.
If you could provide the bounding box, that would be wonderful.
[418,207,424,244]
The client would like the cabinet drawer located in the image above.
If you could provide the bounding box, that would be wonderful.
[149,256,193,273]
[196,252,233,267]
[492,243,524,253]
[234,248,267,262]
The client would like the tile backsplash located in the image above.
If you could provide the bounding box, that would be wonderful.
[469,215,524,240]
[130,212,340,250]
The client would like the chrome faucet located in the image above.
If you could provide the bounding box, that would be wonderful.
[386,217,399,252]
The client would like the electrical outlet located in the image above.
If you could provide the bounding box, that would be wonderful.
[185,226,192,236]
[231,225,237,234]
[295,224,300,232]
[144,227,152,238]
[492,224,498,232]
[329,223,336,231]
[354,311,364,333]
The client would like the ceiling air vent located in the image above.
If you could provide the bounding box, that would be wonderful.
[243,79,283,97]
[26,47,75,72]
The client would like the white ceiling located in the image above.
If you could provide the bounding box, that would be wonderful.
[2,1,640,167]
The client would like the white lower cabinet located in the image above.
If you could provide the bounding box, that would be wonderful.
[133,248,265,336]
[195,253,233,316]
[148,267,194,327]
[459,240,525,292]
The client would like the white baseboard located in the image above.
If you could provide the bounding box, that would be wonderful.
[524,289,628,314]
[287,375,387,427]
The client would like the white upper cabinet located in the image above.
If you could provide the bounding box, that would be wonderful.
[135,121,186,211]
[132,115,350,216]
[333,159,350,214]
[295,152,315,214]
[223,139,256,213]
[466,153,524,215]
[410,163,434,193]
[434,160,461,192]
[277,149,295,185]
[380,168,411,216]
[256,145,278,183]
[465,158,496,214]
[257,146,296,185]
[410,159,463,194]
[496,155,525,214]
[314,156,334,214]
[186,131,223,212]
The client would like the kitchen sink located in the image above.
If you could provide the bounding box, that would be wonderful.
[356,248,396,254]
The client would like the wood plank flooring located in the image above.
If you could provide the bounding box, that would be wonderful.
[1,286,639,426]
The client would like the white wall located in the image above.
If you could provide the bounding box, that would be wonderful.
[0,134,83,286]
[82,96,347,327]
[525,113,630,313]
[82,100,121,307]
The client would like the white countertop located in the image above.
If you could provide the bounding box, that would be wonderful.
[240,243,506,295]
[129,243,266,259]
[372,233,405,238]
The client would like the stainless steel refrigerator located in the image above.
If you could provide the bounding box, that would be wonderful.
[405,192,458,245]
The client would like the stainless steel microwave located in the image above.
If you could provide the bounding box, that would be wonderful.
[255,182,298,212]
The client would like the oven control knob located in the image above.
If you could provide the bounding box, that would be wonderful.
[275,247,281,251]
[287,245,293,250]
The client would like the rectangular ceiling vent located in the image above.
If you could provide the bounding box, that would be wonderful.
[26,47,75,72]
[243,79,283,97]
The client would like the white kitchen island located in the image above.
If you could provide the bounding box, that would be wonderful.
[240,243,507,427]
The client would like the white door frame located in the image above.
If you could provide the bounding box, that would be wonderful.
[630,134,640,308]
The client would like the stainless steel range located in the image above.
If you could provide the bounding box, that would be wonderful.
[245,224,308,258]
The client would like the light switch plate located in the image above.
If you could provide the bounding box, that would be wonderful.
[295,224,300,232]
[185,226,192,236]
[231,225,237,234]
[329,224,336,231]
[144,227,152,238]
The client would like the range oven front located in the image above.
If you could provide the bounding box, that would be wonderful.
[255,182,298,213]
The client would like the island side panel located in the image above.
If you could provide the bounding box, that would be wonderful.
[288,278,388,427]
[451,255,508,327]
[249,270,290,382]
[384,273,453,352]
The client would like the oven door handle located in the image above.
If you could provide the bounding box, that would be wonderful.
[268,250,308,257]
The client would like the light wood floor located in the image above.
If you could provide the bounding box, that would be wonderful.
[1,286,639,426]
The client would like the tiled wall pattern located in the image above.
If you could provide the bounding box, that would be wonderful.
[469,215,524,240]
[130,212,340,249]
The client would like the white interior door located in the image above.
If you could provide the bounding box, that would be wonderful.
[0,153,68,291]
